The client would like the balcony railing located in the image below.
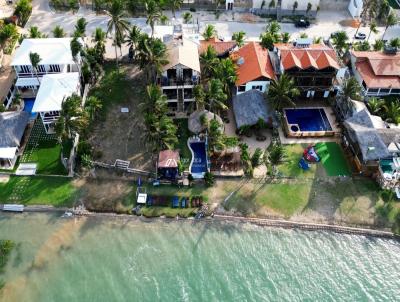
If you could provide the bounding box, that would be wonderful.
[161,76,199,86]
[17,71,62,78]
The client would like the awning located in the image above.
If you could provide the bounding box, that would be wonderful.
[15,77,40,87]
[0,147,17,159]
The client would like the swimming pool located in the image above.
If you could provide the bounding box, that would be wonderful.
[189,141,208,178]
[23,98,37,120]
[284,108,332,132]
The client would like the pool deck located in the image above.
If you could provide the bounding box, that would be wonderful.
[278,128,341,144]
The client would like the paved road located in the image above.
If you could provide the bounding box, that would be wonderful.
[25,0,386,59]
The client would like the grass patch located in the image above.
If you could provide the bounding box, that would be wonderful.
[134,183,209,202]
[140,207,197,218]
[276,144,317,177]
[315,142,350,176]
[174,119,192,170]
[0,176,78,207]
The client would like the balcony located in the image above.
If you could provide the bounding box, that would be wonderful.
[160,75,199,87]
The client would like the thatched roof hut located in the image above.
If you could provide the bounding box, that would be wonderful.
[188,110,223,134]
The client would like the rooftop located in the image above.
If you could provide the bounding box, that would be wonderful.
[32,73,80,113]
[11,38,80,66]
[0,111,29,148]
[199,37,237,57]
[163,38,200,72]
[352,51,400,89]
[231,42,276,86]
[158,150,180,168]
[275,43,340,71]
[232,89,275,128]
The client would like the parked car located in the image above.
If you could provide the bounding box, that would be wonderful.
[295,19,310,28]
[354,32,366,40]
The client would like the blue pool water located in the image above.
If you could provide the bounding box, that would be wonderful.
[23,98,37,119]
[189,142,207,175]
[285,108,332,132]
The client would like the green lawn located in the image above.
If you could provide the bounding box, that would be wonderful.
[276,144,317,177]
[20,120,67,175]
[134,183,209,202]
[0,176,78,207]
[174,119,192,170]
[315,142,350,176]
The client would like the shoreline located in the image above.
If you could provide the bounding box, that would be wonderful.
[5,205,397,240]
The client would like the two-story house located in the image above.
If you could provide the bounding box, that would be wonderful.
[11,38,81,96]
[350,50,400,97]
[231,42,276,95]
[271,40,340,99]
[158,38,200,115]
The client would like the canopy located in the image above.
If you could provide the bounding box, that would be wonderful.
[15,77,40,87]
[0,147,17,159]
[32,73,80,113]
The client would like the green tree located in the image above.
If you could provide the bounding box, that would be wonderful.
[331,31,349,56]
[55,94,89,142]
[373,39,384,51]
[193,84,206,110]
[206,78,228,113]
[168,0,183,18]
[70,37,83,74]
[85,96,103,120]
[28,26,45,38]
[105,0,130,68]
[267,74,300,111]
[29,52,41,85]
[313,36,322,44]
[199,45,218,79]
[136,35,169,81]
[266,143,285,175]
[260,32,275,50]
[383,100,400,124]
[383,11,398,38]
[214,58,237,96]
[142,84,168,116]
[0,24,18,50]
[92,27,107,62]
[367,21,378,41]
[306,2,312,16]
[251,148,263,167]
[14,0,32,26]
[281,32,290,43]
[354,41,371,51]
[125,25,141,60]
[74,17,87,38]
[292,1,298,14]
[232,31,246,47]
[160,15,169,25]
[268,0,275,8]
[367,97,384,115]
[52,25,66,38]
[342,77,362,101]
[208,118,225,151]
[144,0,162,37]
[390,38,400,48]
[204,171,215,187]
[202,24,217,41]
[183,12,192,24]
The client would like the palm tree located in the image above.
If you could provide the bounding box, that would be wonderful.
[0,24,18,49]
[183,12,192,24]
[331,31,349,56]
[266,20,280,36]
[292,1,298,15]
[306,2,312,16]
[199,45,218,80]
[260,32,275,50]
[28,26,45,38]
[206,78,228,113]
[281,32,291,43]
[74,17,88,38]
[29,52,41,85]
[105,0,130,68]
[70,37,83,74]
[144,0,162,37]
[342,77,362,101]
[142,84,168,116]
[214,58,237,96]
[168,0,183,18]
[52,25,66,38]
[202,24,217,41]
[136,35,168,81]
[125,25,141,61]
[266,143,285,175]
[313,36,322,44]
[373,39,384,51]
[92,27,107,62]
[354,41,371,51]
[367,97,384,115]
[390,38,400,48]
[383,12,398,38]
[193,84,206,110]
[232,31,246,47]
[367,21,378,41]
[55,94,89,142]
[383,100,400,124]
[85,96,103,120]
[267,74,300,111]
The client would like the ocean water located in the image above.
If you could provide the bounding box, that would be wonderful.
[0,213,400,302]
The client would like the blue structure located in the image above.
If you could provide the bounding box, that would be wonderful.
[23,98,37,120]
[189,139,208,178]
[285,108,332,132]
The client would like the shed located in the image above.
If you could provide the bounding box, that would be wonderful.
[232,89,275,128]
[0,111,29,159]
[158,150,180,179]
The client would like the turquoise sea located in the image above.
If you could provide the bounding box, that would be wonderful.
[0,213,400,302]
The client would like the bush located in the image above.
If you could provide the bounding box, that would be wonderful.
[251,148,263,167]
[204,172,215,187]
[14,0,32,26]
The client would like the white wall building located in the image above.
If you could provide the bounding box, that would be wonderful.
[32,73,81,134]
[11,38,81,94]
[280,0,320,10]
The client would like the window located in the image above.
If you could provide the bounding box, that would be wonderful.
[367,88,379,94]
[391,89,400,94]
[19,65,30,73]
[252,85,263,91]
[37,65,46,73]
[49,65,61,73]
[238,85,246,92]
[379,89,390,94]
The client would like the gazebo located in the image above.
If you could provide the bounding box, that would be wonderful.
[188,110,223,134]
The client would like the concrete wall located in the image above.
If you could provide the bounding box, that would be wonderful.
[280,0,320,11]
[237,80,270,95]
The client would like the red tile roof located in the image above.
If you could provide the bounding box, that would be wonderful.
[158,150,180,168]
[351,51,400,90]
[231,42,276,86]
[199,37,237,57]
[275,43,340,70]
